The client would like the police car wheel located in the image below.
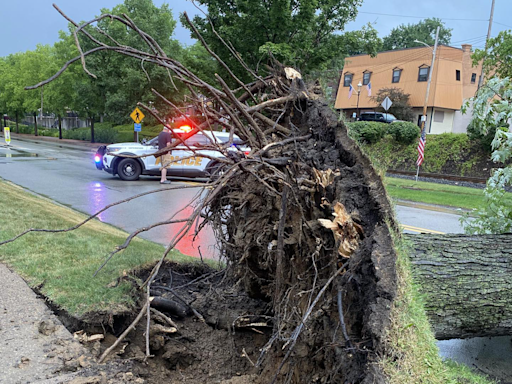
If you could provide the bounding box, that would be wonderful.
[117,158,141,181]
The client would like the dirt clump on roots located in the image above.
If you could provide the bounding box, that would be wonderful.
[90,99,398,384]
[206,99,398,384]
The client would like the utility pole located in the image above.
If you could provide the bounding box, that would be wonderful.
[478,0,495,89]
[416,26,440,182]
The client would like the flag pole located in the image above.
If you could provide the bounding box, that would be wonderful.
[416,26,440,182]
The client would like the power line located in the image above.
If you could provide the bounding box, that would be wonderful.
[358,11,488,22]
[450,35,487,44]
[493,21,512,29]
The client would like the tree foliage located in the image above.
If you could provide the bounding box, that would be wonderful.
[0,0,198,127]
[372,87,414,122]
[461,77,512,234]
[473,30,512,79]
[184,0,381,79]
[74,0,185,123]
[382,18,452,51]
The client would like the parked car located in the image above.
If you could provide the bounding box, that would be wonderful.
[94,129,249,181]
[359,112,397,123]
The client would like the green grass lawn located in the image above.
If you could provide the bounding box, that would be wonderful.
[0,180,198,318]
[384,177,512,211]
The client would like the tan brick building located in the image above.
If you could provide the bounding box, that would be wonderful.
[335,44,482,133]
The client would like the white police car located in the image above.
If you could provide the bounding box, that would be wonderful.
[94,129,248,181]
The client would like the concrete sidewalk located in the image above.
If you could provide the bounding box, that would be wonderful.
[0,264,95,383]
[0,263,142,384]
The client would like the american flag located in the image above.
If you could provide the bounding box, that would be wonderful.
[366,81,372,97]
[416,129,426,166]
[348,83,354,99]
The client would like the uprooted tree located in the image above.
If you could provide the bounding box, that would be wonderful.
[9,5,403,383]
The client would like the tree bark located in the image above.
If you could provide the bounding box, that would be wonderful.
[406,233,512,340]
[58,115,62,140]
[33,112,38,136]
[90,116,95,143]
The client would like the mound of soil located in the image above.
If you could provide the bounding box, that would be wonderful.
[78,263,269,384]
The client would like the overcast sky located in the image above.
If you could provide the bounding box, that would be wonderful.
[0,0,509,57]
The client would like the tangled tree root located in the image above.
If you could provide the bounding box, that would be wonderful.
[205,98,398,384]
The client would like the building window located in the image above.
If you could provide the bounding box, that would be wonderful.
[343,73,353,87]
[363,71,372,85]
[434,110,445,123]
[392,69,402,83]
[418,66,429,82]
[471,73,477,83]
[456,70,461,81]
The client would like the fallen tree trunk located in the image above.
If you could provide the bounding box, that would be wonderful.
[406,233,512,340]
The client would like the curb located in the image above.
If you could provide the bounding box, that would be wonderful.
[5,134,108,153]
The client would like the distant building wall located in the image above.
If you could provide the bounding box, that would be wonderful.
[335,44,483,134]
[429,108,455,134]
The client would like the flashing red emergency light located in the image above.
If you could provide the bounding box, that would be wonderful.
[178,124,192,132]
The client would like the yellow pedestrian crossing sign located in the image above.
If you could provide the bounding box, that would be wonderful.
[130,107,145,123]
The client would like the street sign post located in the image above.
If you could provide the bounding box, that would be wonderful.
[130,107,145,142]
[130,107,145,123]
[3,127,10,146]
[381,97,393,122]
[381,97,392,111]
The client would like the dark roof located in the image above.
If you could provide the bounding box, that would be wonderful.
[346,44,463,58]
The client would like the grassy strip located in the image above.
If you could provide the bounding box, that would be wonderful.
[382,231,494,384]
[384,177,512,211]
[0,180,198,317]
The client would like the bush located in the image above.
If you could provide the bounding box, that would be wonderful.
[347,121,387,143]
[467,120,508,153]
[63,128,89,141]
[387,121,420,144]
[95,126,119,143]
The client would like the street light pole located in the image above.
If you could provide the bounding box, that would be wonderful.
[414,26,440,182]
[356,82,362,118]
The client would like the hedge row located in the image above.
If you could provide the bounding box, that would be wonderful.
[347,121,420,144]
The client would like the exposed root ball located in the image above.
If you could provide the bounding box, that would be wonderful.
[206,100,397,383]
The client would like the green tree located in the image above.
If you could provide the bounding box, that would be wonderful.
[44,32,81,127]
[18,45,57,134]
[473,30,512,79]
[461,77,512,234]
[3,54,29,133]
[184,0,381,79]
[382,18,452,51]
[63,0,185,124]
[372,87,414,122]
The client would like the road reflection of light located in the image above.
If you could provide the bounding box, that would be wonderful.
[167,200,219,259]
[87,181,107,221]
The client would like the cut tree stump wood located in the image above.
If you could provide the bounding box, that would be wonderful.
[406,233,512,340]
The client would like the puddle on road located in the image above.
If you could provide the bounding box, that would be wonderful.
[0,150,40,158]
